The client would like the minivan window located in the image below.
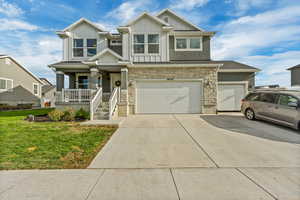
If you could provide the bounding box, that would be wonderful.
[278,95,298,106]
[246,93,260,101]
[260,93,277,103]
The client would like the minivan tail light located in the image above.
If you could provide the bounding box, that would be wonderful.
[241,98,245,103]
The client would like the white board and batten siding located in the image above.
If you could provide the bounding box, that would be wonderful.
[136,80,203,114]
[63,22,107,61]
[217,82,248,111]
[122,16,169,62]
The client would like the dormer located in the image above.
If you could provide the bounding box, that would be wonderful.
[56,18,109,61]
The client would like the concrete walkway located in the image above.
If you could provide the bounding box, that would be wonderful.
[1,114,300,200]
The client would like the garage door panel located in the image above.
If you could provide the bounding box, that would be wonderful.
[136,81,202,114]
[218,83,246,111]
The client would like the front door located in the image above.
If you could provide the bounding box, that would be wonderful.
[78,76,89,89]
[110,73,121,92]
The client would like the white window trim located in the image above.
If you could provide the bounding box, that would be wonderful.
[174,37,203,51]
[86,38,97,57]
[33,83,39,96]
[110,39,122,46]
[72,38,97,58]
[0,77,13,92]
[132,33,160,55]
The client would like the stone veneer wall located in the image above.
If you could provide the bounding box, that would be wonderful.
[125,66,218,114]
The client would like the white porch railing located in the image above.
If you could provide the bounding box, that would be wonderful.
[90,88,103,120]
[108,87,120,120]
[56,89,93,102]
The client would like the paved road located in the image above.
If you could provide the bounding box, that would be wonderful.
[1,114,300,200]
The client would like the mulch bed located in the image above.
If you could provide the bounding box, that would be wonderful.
[24,115,86,122]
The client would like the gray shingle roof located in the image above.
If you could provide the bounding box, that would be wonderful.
[42,85,55,94]
[287,64,300,70]
[133,60,260,71]
[50,60,259,71]
[0,86,40,102]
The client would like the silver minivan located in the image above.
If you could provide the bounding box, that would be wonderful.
[241,90,300,130]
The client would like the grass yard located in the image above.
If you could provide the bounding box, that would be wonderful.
[0,109,116,170]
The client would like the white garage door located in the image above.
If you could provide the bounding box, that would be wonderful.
[218,83,247,111]
[136,81,202,114]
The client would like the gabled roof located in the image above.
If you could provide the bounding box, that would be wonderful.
[39,78,53,86]
[0,56,44,84]
[42,85,55,94]
[125,12,171,27]
[287,64,300,70]
[0,85,40,102]
[63,18,104,32]
[156,9,204,31]
[88,48,123,61]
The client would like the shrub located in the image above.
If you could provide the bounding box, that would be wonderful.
[62,108,76,121]
[48,109,64,121]
[75,108,90,120]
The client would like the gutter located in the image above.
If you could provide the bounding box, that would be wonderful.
[126,63,223,68]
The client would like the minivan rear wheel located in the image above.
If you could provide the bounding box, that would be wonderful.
[245,108,255,120]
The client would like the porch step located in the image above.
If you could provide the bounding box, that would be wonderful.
[102,93,111,102]
[93,101,109,120]
[98,101,109,112]
[94,111,109,120]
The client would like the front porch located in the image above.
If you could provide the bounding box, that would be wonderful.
[54,67,129,120]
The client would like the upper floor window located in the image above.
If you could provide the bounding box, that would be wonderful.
[175,37,202,51]
[73,39,84,57]
[73,38,97,57]
[148,34,159,54]
[0,78,13,91]
[133,34,159,54]
[87,39,97,57]
[134,34,145,54]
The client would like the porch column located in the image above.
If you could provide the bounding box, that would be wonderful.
[56,71,64,91]
[69,73,76,89]
[119,68,129,117]
[89,68,99,90]
[121,68,128,90]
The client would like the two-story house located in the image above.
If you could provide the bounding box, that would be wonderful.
[287,64,300,87]
[0,55,44,107]
[49,9,260,119]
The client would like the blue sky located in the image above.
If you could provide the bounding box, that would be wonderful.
[0,0,299,86]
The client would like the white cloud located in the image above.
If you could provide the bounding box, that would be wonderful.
[238,51,300,86]
[0,0,23,17]
[0,33,62,84]
[171,0,210,11]
[0,18,38,31]
[106,0,154,24]
[228,0,274,15]
[212,6,300,86]
[95,21,118,33]
[212,5,300,59]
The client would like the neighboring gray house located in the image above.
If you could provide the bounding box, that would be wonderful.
[40,78,56,108]
[287,64,300,86]
[49,9,260,119]
[0,55,44,107]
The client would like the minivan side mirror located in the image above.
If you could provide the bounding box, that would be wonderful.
[288,102,298,108]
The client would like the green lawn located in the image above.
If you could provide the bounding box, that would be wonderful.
[0,109,116,169]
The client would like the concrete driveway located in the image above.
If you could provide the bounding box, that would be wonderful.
[1,114,300,200]
[89,114,300,168]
